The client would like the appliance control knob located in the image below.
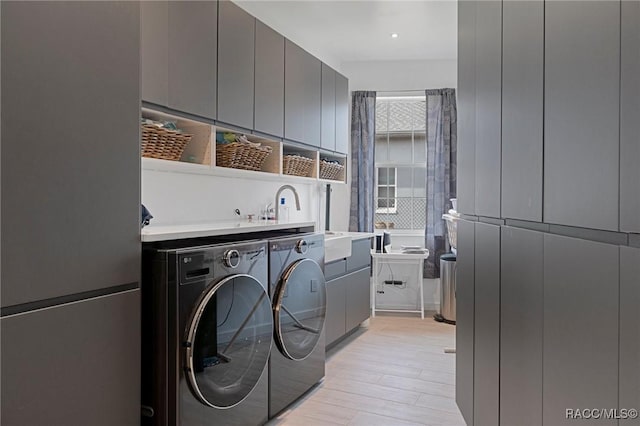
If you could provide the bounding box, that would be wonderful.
[223,249,241,268]
[295,240,308,254]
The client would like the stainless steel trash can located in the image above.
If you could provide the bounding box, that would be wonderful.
[435,253,456,324]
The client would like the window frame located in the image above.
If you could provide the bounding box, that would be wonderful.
[375,167,398,214]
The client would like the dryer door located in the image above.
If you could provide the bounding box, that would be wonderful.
[184,274,272,409]
[273,258,327,360]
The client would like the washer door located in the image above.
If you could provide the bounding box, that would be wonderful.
[184,274,272,409]
[273,258,327,361]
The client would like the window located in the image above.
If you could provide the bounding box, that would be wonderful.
[374,96,427,230]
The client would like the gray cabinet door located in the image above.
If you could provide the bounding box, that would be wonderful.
[347,238,372,272]
[254,20,284,138]
[500,227,543,426]
[335,72,349,154]
[474,1,502,219]
[620,1,640,233]
[501,0,543,222]
[620,247,640,426]
[326,277,346,347]
[285,40,322,147]
[1,1,140,306]
[456,219,475,425]
[543,234,619,426]
[544,1,620,231]
[217,1,255,130]
[345,268,371,332]
[473,222,500,426]
[141,1,168,106]
[168,1,217,119]
[457,1,476,216]
[321,63,337,151]
[1,290,140,425]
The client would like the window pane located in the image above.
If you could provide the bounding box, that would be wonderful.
[388,134,413,163]
[378,187,389,199]
[413,168,426,197]
[378,168,389,185]
[375,135,389,162]
[396,168,412,197]
[375,101,389,133]
[414,133,427,162]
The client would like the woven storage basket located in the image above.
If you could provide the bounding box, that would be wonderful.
[283,155,315,177]
[217,142,272,171]
[141,124,193,161]
[319,160,345,180]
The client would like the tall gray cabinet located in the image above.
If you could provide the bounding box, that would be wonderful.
[335,72,349,154]
[321,63,337,151]
[544,1,621,231]
[620,247,640,426]
[254,20,285,138]
[1,1,141,424]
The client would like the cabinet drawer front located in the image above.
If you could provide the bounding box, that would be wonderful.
[325,259,347,280]
[347,239,372,272]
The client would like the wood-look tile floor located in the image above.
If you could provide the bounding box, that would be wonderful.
[267,314,465,426]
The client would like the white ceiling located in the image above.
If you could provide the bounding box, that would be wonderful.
[235,1,457,69]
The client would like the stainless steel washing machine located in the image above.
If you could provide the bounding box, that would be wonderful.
[268,233,326,418]
[142,240,272,426]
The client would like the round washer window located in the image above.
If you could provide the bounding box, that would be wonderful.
[184,274,272,408]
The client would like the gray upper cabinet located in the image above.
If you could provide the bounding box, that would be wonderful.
[168,1,217,120]
[321,63,337,151]
[1,290,140,425]
[254,20,285,138]
[501,0,543,222]
[544,1,620,231]
[500,227,543,426]
[141,1,168,107]
[457,1,476,216]
[285,40,322,147]
[543,234,619,426]
[620,1,640,233]
[620,247,640,426]
[217,1,255,130]
[473,222,500,426]
[474,1,502,219]
[335,72,349,154]
[456,219,475,426]
[1,1,140,306]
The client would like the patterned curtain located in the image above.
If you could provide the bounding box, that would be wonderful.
[349,91,376,232]
[425,89,457,278]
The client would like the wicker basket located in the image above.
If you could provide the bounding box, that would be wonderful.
[319,160,345,180]
[141,124,193,161]
[216,142,273,171]
[283,155,315,177]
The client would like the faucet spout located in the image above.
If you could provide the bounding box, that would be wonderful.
[275,185,301,220]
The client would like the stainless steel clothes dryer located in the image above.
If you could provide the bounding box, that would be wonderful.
[141,240,272,426]
[268,233,327,418]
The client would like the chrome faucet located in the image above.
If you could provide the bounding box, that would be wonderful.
[275,185,301,220]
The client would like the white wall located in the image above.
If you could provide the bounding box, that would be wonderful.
[341,59,457,94]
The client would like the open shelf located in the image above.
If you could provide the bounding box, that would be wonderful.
[318,153,347,182]
[141,107,347,184]
[282,144,318,179]
[214,126,281,175]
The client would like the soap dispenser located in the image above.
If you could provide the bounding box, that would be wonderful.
[280,198,290,222]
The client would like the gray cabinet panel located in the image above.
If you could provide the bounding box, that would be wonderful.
[217,1,255,129]
[544,1,620,231]
[326,276,346,346]
[347,238,372,272]
[620,247,640,426]
[500,227,543,426]
[285,40,322,147]
[620,1,640,233]
[457,1,476,215]
[501,0,543,222]
[141,1,168,106]
[456,219,475,425]
[321,63,337,151]
[254,20,285,138]
[325,259,347,281]
[473,222,500,426]
[474,1,501,218]
[168,1,217,119]
[543,234,619,425]
[1,1,140,306]
[1,290,140,425]
[335,72,349,154]
[345,268,371,332]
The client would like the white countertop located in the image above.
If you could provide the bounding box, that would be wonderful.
[141,220,316,242]
[338,231,376,241]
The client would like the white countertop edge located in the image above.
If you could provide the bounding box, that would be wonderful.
[339,232,376,241]
[141,221,316,242]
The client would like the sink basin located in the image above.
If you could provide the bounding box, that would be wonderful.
[324,232,352,263]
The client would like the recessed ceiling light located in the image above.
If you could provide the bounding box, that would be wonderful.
[391,33,399,39]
